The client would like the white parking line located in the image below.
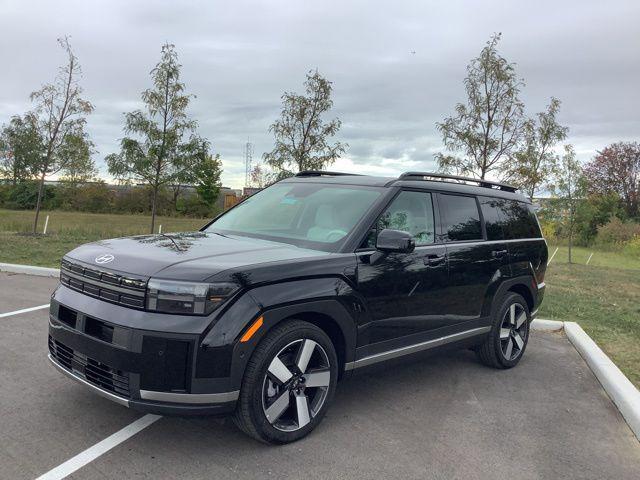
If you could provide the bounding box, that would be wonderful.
[0,304,50,318]
[547,247,559,265]
[35,414,162,480]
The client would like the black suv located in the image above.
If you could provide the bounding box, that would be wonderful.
[48,171,547,443]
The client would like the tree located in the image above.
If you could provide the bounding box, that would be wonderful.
[106,43,203,232]
[549,145,586,263]
[436,33,525,179]
[0,114,44,185]
[250,163,272,188]
[583,142,640,218]
[28,37,94,233]
[508,98,568,200]
[194,150,223,209]
[58,131,97,184]
[263,70,346,176]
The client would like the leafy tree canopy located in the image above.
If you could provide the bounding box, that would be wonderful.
[263,70,347,176]
[106,43,206,232]
[436,33,525,180]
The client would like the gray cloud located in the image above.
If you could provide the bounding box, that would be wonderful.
[1,0,639,187]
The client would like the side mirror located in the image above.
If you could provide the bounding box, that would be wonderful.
[376,229,415,254]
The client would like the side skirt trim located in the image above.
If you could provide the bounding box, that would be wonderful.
[344,326,491,371]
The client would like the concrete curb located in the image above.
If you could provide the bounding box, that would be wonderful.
[531,318,564,331]
[564,321,640,441]
[0,262,60,277]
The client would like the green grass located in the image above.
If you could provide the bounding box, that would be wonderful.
[538,262,640,387]
[0,209,206,267]
[546,244,640,270]
[1,208,639,386]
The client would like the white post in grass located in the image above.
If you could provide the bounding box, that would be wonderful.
[158,224,162,234]
[547,247,559,266]
[586,252,594,265]
[43,215,49,235]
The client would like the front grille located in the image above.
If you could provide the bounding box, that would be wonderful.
[49,336,131,397]
[60,259,147,309]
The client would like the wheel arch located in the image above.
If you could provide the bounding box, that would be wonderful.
[212,277,359,390]
[507,283,534,313]
[488,276,537,318]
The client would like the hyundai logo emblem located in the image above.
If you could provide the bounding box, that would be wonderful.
[95,254,115,264]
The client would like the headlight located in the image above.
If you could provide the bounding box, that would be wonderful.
[146,279,237,315]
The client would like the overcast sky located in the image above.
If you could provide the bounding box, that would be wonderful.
[1,0,639,188]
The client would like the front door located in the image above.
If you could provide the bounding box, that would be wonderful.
[356,190,449,356]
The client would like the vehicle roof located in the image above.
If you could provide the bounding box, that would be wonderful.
[281,172,530,203]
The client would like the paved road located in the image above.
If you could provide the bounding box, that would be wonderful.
[1,272,639,479]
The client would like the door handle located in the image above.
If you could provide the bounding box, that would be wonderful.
[492,249,508,258]
[423,253,446,266]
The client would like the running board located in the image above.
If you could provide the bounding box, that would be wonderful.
[344,326,491,371]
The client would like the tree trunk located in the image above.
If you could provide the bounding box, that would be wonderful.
[150,184,158,234]
[568,211,573,264]
[32,171,46,234]
[172,185,181,211]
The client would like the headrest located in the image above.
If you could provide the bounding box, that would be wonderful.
[314,205,335,229]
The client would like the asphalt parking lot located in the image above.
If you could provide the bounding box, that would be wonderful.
[1,271,639,480]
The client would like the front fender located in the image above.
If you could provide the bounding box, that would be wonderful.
[200,277,360,390]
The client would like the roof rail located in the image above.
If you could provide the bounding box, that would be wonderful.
[397,172,517,192]
[295,170,363,177]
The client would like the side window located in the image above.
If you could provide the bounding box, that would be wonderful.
[439,194,482,242]
[363,191,435,248]
[501,200,542,239]
[479,196,507,241]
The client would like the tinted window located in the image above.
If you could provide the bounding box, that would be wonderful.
[440,194,482,241]
[479,196,507,241]
[363,191,435,247]
[500,200,542,239]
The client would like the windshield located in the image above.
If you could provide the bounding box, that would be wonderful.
[205,182,383,251]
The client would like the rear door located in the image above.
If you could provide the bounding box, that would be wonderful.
[438,193,506,326]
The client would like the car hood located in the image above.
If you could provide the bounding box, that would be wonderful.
[64,232,325,282]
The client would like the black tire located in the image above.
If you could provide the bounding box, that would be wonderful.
[476,292,530,369]
[233,320,338,444]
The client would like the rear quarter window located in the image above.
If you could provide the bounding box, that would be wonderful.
[479,197,507,241]
[500,200,542,239]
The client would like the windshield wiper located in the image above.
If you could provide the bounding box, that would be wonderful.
[158,233,184,252]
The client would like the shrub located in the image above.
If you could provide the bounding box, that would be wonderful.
[622,235,640,258]
[539,220,557,243]
[58,182,116,213]
[177,194,218,218]
[1,181,59,210]
[595,218,640,247]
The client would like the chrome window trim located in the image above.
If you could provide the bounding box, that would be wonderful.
[355,237,544,253]
[344,326,491,371]
[139,389,239,404]
[445,238,544,246]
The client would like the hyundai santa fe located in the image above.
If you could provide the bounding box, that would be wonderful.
[48,170,547,444]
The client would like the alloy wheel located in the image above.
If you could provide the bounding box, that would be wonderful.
[261,339,331,432]
[500,303,528,361]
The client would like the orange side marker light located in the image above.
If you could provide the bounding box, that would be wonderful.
[240,316,264,343]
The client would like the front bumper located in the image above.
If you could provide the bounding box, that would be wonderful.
[48,285,242,416]
[48,353,236,415]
